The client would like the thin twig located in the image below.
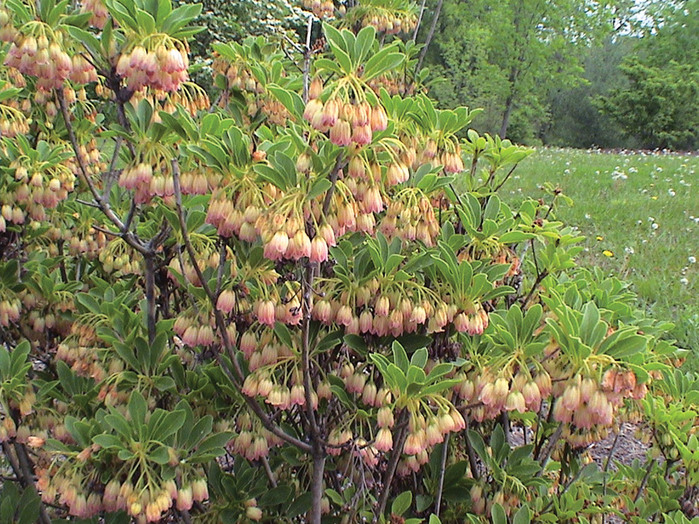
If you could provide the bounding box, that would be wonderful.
[76,198,101,208]
[536,424,563,468]
[322,154,347,216]
[101,136,123,204]
[463,413,480,480]
[261,455,278,488]
[303,15,313,103]
[494,164,518,192]
[435,434,450,517]
[522,270,548,308]
[412,0,427,42]
[415,0,444,76]
[633,458,654,504]
[375,410,410,522]
[57,90,147,254]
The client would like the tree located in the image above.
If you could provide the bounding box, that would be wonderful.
[424,0,632,142]
[544,37,637,148]
[597,0,698,149]
[597,58,698,149]
[0,1,694,523]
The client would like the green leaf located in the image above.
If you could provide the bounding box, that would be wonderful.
[391,491,412,516]
[254,164,288,191]
[287,492,312,518]
[420,379,461,396]
[260,485,294,507]
[104,413,133,440]
[467,430,488,461]
[307,177,333,200]
[392,341,409,373]
[268,84,304,119]
[491,503,508,524]
[274,322,294,349]
[323,23,349,53]
[355,25,376,63]
[513,504,531,524]
[344,334,368,355]
[195,432,234,456]
[17,486,41,524]
[364,49,405,81]
[149,444,171,464]
[410,347,428,369]
[325,488,344,506]
[153,410,186,441]
[128,390,147,426]
[93,434,123,449]
[323,24,354,73]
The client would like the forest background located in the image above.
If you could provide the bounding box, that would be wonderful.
[179,0,698,151]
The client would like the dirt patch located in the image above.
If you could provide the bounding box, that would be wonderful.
[587,422,650,469]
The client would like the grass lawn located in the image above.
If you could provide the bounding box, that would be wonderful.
[498,148,698,358]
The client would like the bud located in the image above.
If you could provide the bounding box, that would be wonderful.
[329,119,351,146]
[309,76,323,99]
[561,384,581,411]
[191,479,209,502]
[377,406,395,428]
[321,98,340,128]
[246,506,263,521]
[504,391,526,413]
[296,152,312,173]
[176,486,193,511]
[256,300,276,326]
[374,427,393,451]
[303,98,323,123]
[216,289,236,313]
[351,124,372,146]
[370,104,388,131]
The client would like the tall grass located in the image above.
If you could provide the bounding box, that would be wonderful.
[499,148,698,358]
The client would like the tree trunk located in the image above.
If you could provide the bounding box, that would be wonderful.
[499,94,514,139]
[308,448,326,523]
[499,65,519,139]
[415,0,444,75]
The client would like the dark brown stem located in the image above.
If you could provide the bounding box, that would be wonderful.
[434,433,450,517]
[309,450,326,524]
[464,414,480,480]
[633,458,654,503]
[303,14,313,104]
[522,269,548,308]
[322,154,347,216]
[5,442,52,524]
[469,151,480,180]
[494,164,519,192]
[537,424,563,467]
[301,261,325,523]
[56,90,147,254]
[261,456,278,488]
[375,410,410,521]
[101,136,123,204]
[144,254,157,344]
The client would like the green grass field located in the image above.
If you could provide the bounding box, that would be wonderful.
[499,148,698,357]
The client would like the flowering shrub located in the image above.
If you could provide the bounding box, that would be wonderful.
[0,0,696,523]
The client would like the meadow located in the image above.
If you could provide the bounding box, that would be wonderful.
[499,148,698,359]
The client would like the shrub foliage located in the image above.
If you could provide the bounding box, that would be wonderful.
[0,1,696,523]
